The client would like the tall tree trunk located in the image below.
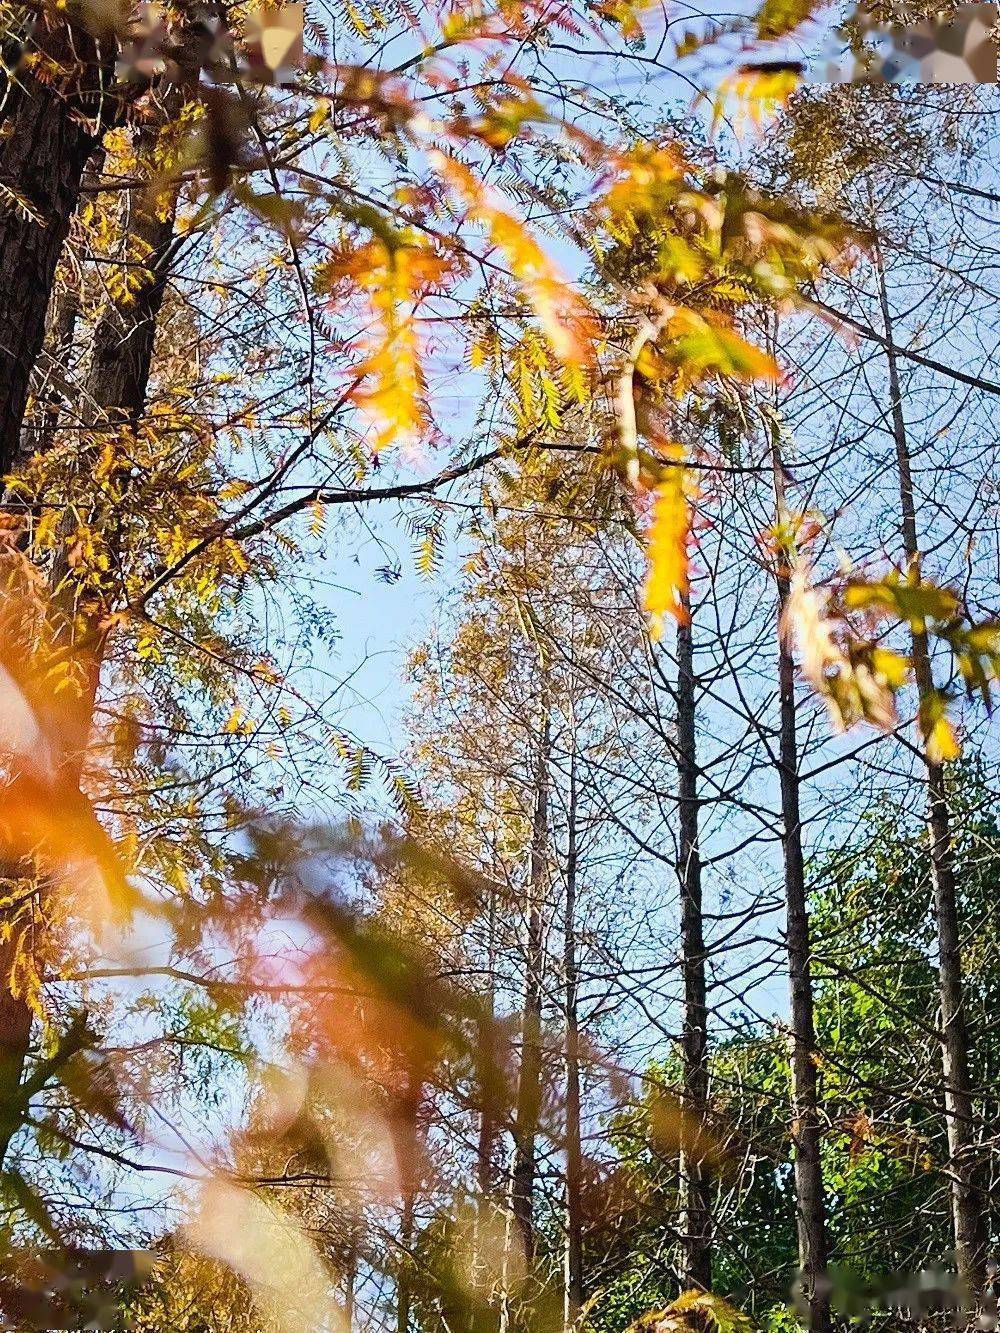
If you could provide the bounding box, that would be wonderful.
[510,715,551,1263]
[563,738,584,1322]
[674,592,713,1293]
[81,142,180,429]
[875,249,988,1297]
[397,1183,413,1333]
[0,105,180,1167]
[16,271,82,468]
[0,17,115,474]
[769,421,830,1332]
[477,876,499,1201]
[343,1231,357,1332]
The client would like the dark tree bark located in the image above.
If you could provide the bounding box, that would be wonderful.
[81,143,180,427]
[0,17,116,476]
[769,420,830,1333]
[674,593,713,1293]
[16,270,82,468]
[875,249,988,1297]
[510,714,551,1263]
[563,738,584,1320]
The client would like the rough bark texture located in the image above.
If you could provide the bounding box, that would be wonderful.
[0,93,98,1153]
[770,425,830,1332]
[511,716,551,1263]
[876,253,988,1297]
[82,159,179,427]
[16,273,82,468]
[563,742,584,1319]
[0,19,113,477]
[675,596,713,1293]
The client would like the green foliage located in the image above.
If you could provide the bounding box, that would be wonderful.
[599,763,999,1329]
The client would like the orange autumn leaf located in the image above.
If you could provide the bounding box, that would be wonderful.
[644,450,692,635]
[0,606,129,921]
[0,770,122,897]
[432,152,597,365]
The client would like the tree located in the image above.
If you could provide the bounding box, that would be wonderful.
[674,593,712,1293]
[872,234,988,1296]
[767,403,829,1332]
[774,84,1000,1300]
[0,8,118,471]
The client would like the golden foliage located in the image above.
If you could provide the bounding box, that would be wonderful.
[644,450,693,634]
[629,1291,755,1332]
[919,689,961,766]
[320,237,450,449]
[434,154,598,366]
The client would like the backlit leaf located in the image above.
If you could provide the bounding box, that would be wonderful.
[644,449,692,635]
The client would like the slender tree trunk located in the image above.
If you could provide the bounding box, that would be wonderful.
[674,592,713,1293]
[397,1185,413,1333]
[769,422,830,1333]
[0,17,116,474]
[511,714,551,1263]
[478,878,499,1201]
[343,1232,357,1332]
[563,739,584,1322]
[875,250,988,1297]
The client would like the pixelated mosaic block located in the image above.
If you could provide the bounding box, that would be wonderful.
[820,3,997,82]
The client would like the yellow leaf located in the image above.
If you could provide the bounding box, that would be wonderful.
[919,691,961,764]
[716,67,800,131]
[781,564,903,733]
[432,153,597,366]
[323,238,446,449]
[928,715,960,763]
[870,648,910,691]
[644,450,692,636]
[665,308,779,384]
[224,707,245,734]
